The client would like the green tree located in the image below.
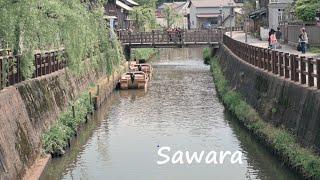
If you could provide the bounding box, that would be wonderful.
[295,0,320,22]
[163,5,182,28]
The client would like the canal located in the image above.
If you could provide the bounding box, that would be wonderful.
[42,48,299,180]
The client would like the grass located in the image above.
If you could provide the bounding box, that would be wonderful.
[132,48,157,61]
[202,48,211,65]
[210,56,320,179]
[42,91,94,156]
[309,46,320,54]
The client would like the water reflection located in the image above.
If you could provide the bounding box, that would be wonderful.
[42,48,300,180]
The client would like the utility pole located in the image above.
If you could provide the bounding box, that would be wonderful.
[228,1,234,38]
[245,17,248,43]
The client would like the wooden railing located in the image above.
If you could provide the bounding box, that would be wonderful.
[223,35,320,89]
[34,50,67,78]
[0,49,67,89]
[119,29,222,45]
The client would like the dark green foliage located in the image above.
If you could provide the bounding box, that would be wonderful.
[42,91,94,156]
[202,48,211,65]
[295,0,320,22]
[132,48,157,60]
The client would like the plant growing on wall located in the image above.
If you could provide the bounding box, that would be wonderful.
[0,0,123,79]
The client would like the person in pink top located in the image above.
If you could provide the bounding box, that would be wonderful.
[270,31,278,49]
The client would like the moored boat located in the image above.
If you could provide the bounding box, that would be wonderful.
[129,63,153,77]
[119,71,148,90]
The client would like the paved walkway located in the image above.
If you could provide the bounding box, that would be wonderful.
[226,31,319,58]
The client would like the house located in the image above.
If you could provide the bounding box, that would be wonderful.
[268,0,293,29]
[156,2,190,29]
[188,0,237,29]
[104,0,139,31]
[249,0,269,34]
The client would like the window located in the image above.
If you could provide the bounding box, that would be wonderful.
[278,9,284,22]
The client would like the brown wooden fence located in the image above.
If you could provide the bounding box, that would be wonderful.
[279,23,320,47]
[0,49,67,90]
[223,35,320,89]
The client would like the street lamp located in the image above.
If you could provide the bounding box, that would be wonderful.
[228,1,234,38]
[219,5,223,26]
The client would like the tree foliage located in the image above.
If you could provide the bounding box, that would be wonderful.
[0,0,123,79]
[163,5,182,28]
[131,6,157,31]
[295,0,320,22]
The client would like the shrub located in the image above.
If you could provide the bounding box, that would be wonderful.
[42,91,93,156]
[202,48,211,65]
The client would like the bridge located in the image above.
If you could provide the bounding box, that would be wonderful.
[118,29,224,48]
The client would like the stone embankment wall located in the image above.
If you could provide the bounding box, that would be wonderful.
[0,62,127,180]
[216,45,320,151]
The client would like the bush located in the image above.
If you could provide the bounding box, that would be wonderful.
[42,91,93,156]
[203,48,211,65]
[132,48,157,61]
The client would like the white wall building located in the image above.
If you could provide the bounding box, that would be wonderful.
[268,0,293,29]
[188,0,236,29]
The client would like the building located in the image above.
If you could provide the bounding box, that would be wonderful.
[188,0,237,29]
[268,0,293,29]
[156,2,190,29]
[249,0,269,33]
[104,0,139,31]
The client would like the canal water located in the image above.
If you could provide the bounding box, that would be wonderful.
[42,48,300,180]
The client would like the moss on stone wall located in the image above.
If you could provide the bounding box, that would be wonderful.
[210,56,320,179]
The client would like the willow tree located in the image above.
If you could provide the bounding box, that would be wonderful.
[0,0,124,78]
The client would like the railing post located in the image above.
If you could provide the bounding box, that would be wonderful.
[301,56,306,84]
[284,53,290,78]
[308,58,314,87]
[129,31,131,45]
[294,56,300,82]
[317,58,320,89]
[278,52,283,76]
[152,30,155,47]
[268,50,272,71]
[290,54,295,80]
[0,57,2,89]
[271,50,275,73]
[140,32,143,44]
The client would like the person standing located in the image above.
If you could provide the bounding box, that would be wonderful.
[276,27,282,49]
[299,28,308,54]
[270,31,278,49]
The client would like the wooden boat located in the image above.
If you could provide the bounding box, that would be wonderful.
[129,63,153,77]
[119,71,148,90]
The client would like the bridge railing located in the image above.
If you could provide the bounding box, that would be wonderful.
[223,35,320,89]
[119,29,222,45]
